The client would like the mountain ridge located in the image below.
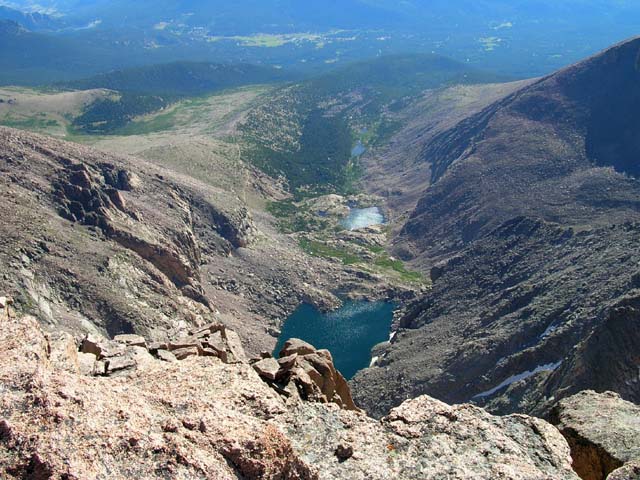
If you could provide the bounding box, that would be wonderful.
[351,36,640,419]
[63,61,296,96]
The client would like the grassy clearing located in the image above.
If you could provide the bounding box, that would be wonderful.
[234,35,287,48]
[115,107,179,135]
[220,33,324,48]
[298,235,426,284]
[364,244,386,254]
[267,200,330,233]
[285,216,329,233]
[298,238,361,265]
[374,255,424,283]
[266,200,298,218]
[0,116,59,130]
[0,87,112,137]
[114,86,272,137]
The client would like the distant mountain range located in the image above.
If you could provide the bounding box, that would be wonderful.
[0,5,63,30]
[5,0,640,33]
[1,1,401,32]
[1,0,640,84]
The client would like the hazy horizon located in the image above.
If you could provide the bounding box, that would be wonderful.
[1,0,639,85]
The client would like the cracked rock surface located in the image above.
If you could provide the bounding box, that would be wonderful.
[0,304,579,479]
[550,391,640,480]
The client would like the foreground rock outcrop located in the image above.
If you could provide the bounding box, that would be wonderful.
[0,303,579,479]
[253,338,358,410]
[550,391,640,480]
[70,320,249,377]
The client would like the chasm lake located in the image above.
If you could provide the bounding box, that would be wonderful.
[274,301,395,380]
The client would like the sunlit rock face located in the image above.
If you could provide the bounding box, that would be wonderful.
[0,304,579,480]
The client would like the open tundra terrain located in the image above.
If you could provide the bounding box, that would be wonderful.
[0,86,112,137]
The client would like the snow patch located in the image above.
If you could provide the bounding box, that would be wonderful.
[539,321,559,339]
[472,361,562,400]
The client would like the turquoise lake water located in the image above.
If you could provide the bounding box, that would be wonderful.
[351,140,366,157]
[274,301,395,380]
[341,206,385,230]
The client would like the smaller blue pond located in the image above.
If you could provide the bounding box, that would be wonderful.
[351,141,366,157]
[274,301,395,380]
[341,206,385,231]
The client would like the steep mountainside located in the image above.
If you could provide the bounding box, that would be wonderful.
[0,125,251,339]
[0,126,396,357]
[361,80,533,222]
[401,36,640,264]
[352,37,640,417]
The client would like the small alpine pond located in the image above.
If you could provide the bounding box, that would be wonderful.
[341,206,385,230]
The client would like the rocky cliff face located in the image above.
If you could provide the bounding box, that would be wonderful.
[0,126,256,341]
[0,302,580,479]
[353,218,640,417]
[0,126,395,357]
[352,37,640,417]
[550,391,640,480]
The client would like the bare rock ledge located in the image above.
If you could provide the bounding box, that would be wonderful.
[550,390,640,480]
[0,304,579,479]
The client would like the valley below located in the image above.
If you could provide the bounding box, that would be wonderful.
[0,77,427,361]
[1,28,640,480]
